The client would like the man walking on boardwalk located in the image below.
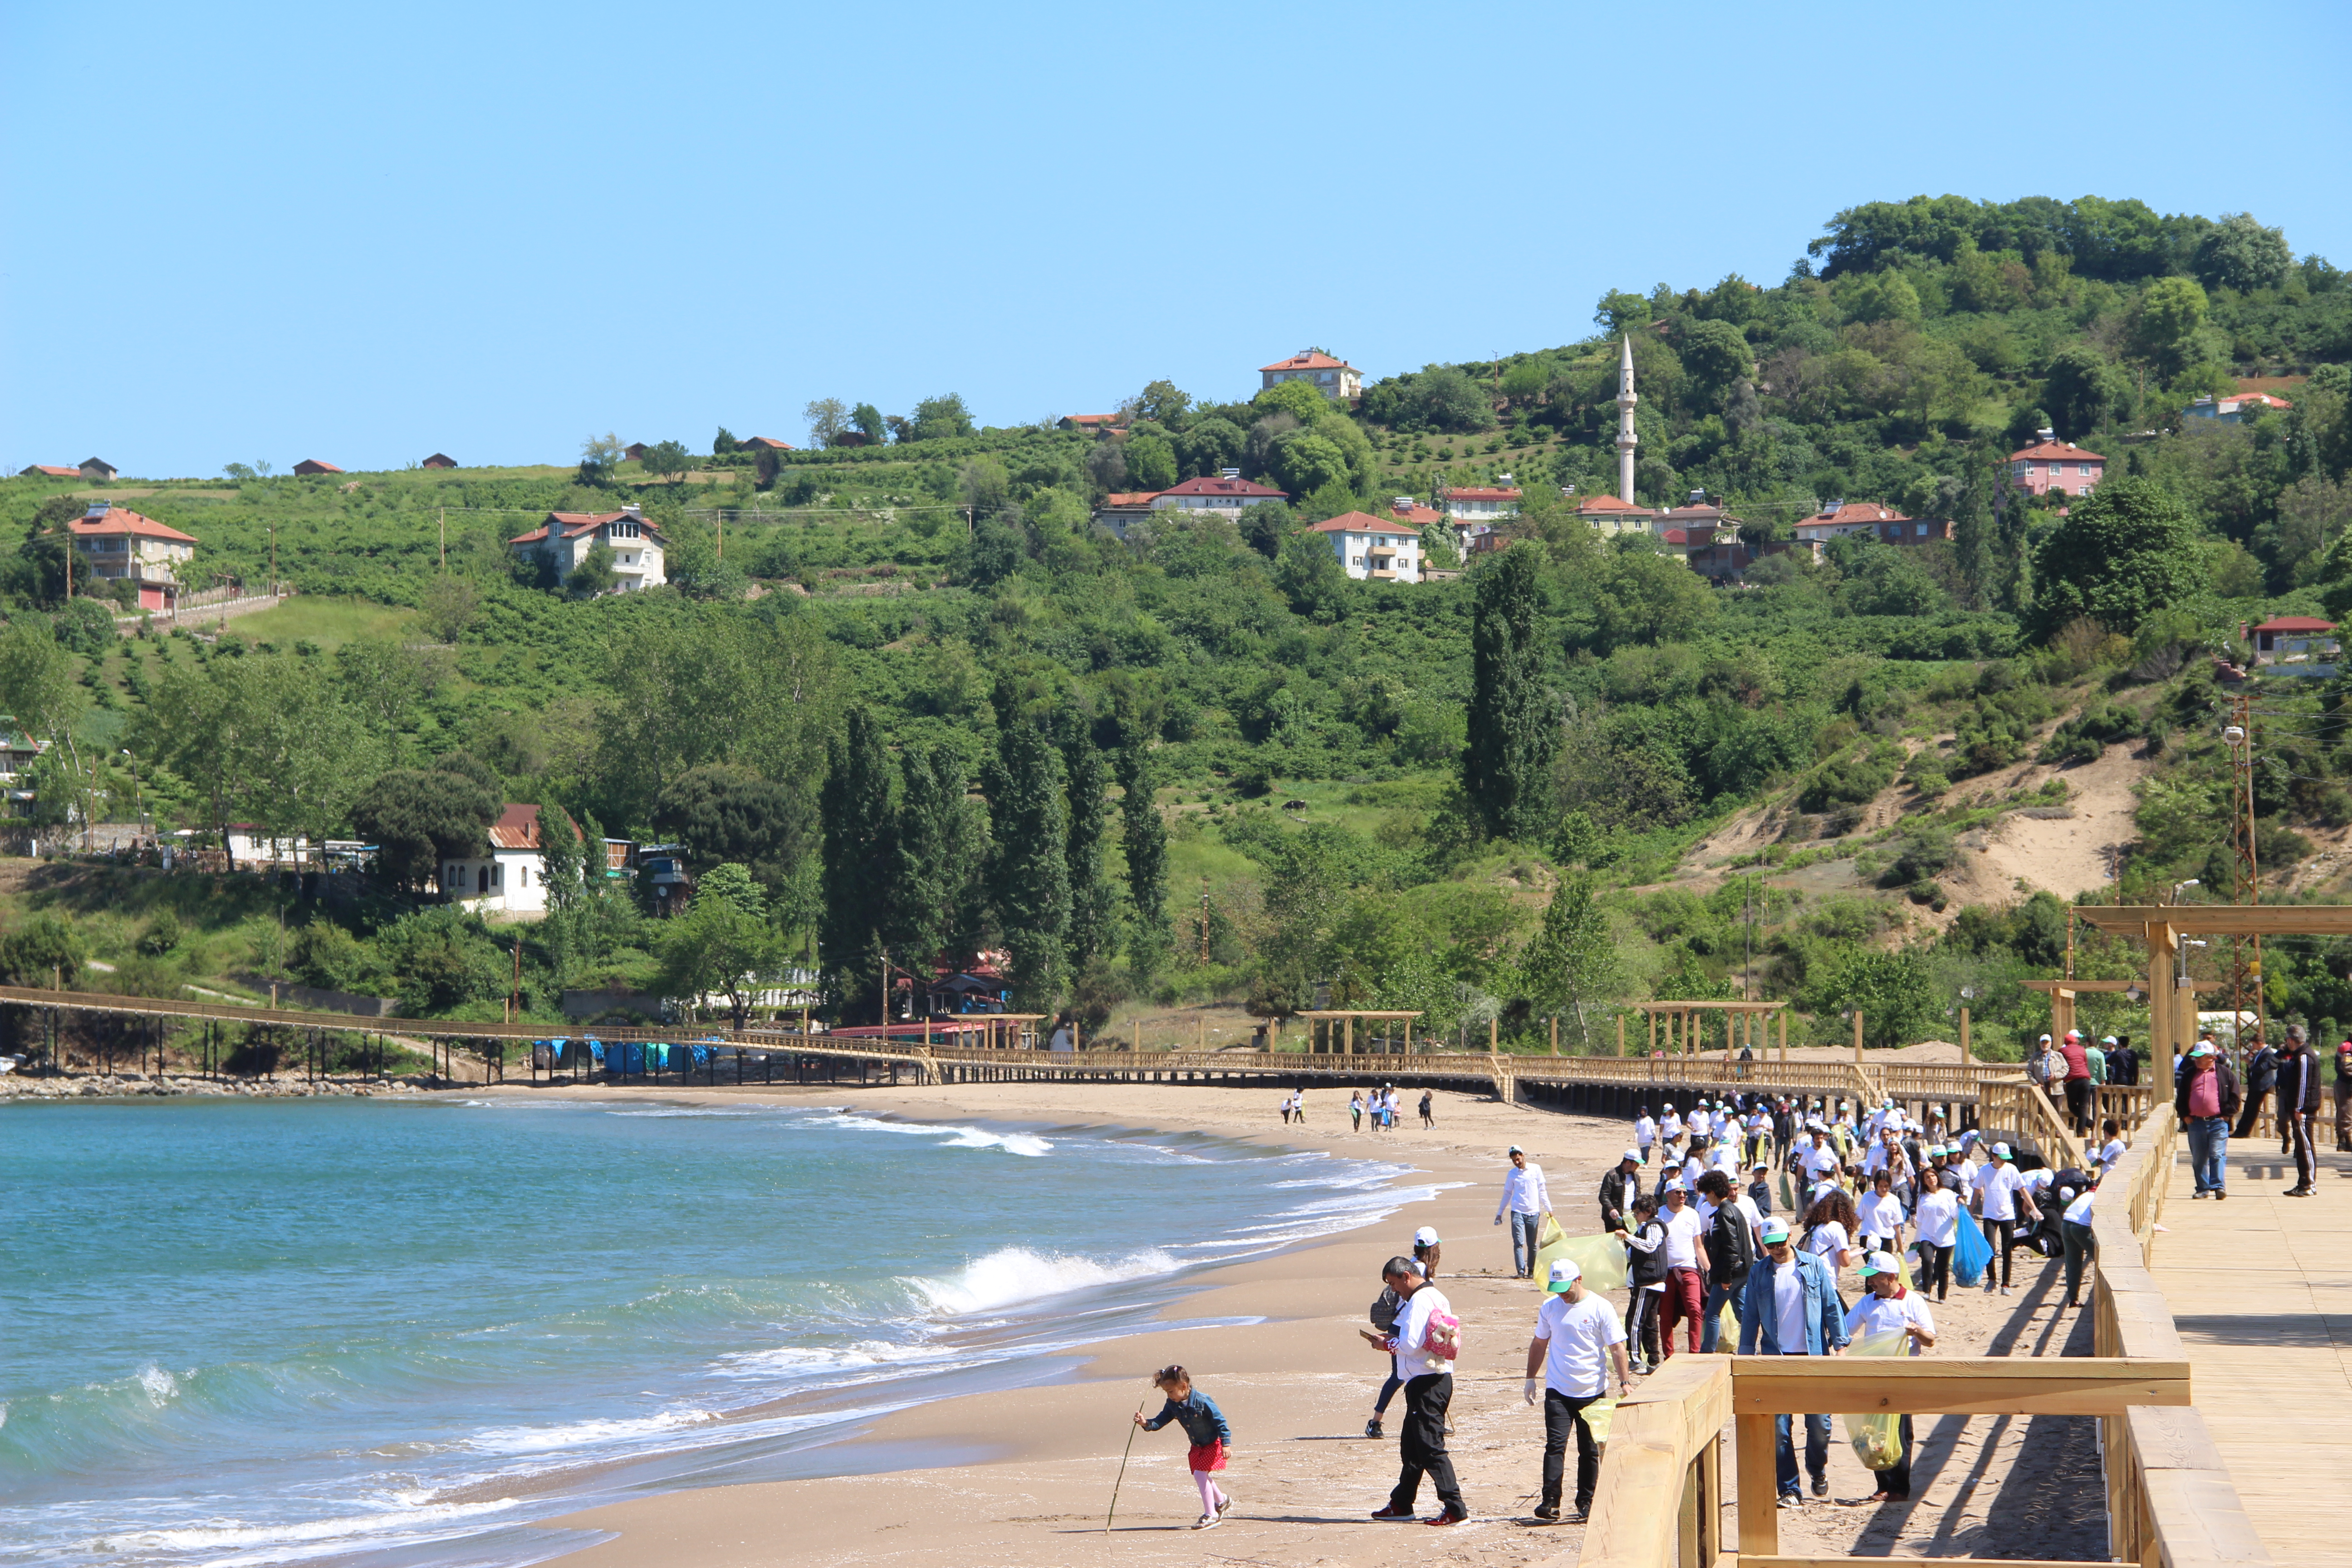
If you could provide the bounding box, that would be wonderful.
[2277,1029,2322,1196]
[1367,1255,1467,1526]
[1495,1145,1552,1278]
[1738,1216,1847,1506]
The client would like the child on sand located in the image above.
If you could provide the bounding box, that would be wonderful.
[1136,1364,1234,1529]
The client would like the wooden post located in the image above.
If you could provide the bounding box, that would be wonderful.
[1960,1005,1971,1059]
[1344,1014,1353,1054]
[1779,1007,1787,1064]
[1549,1014,1558,1055]
[1648,1009,1657,1055]
[1617,1013,1626,1057]
[1402,1016,1411,1054]
[1489,1016,1498,1053]
[1852,1009,1864,1063]
[1736,1413,1779,1557]
[1198,1013,1205,1053]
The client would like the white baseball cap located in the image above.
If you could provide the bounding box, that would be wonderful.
[1991,1142,2013,1160]
[1413,1225,1440,1247]
[1622,1148,1643,1163]
[1546,1259,1583,1291]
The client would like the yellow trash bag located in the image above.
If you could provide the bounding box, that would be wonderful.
[1581,1394,1617,1443]
[1838,1328,1911,1471]
[1531,1215,1629,1295]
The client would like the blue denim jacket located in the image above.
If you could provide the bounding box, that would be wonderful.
[1736,1251,1850,1356]
[1142,1388,1231,1447]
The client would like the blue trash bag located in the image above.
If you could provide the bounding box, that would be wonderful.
[1953,1213,1993,1287]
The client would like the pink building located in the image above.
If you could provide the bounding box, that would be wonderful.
[2008,438,2105,499]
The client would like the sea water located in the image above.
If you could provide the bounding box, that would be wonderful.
[0,1096,1427,1568]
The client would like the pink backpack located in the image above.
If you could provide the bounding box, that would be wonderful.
[1424,1308,1462,1360]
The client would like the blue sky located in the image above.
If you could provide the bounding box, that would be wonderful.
[5,1,2346,478]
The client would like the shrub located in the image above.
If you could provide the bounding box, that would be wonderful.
[1799,740,1902,812]
[2038,702,2143,767]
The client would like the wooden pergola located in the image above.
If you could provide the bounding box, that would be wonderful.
[1292,1009,1423,1055]
[2071,903,2352,1056]
[1631,1000,1789,1062]
[2020,977,2233,1044]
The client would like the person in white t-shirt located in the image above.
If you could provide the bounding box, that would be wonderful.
[1368,1254,1465,1524]
[1495,1145,1552,1279]
[1798,1187,1857,1287]
[2059,1184,2098,1311]
[1911,1164,1961,1301]
[1635,1107,1657,1161]
[1802,1132,1842,1187]
[1658,1183,1707,1357]
[1687,1105,1712,1146]
[1523,1257,1631,1522]
[1660,1103,1684,1156]
[1856,1168,1906,1257]
[2095,1118,2127,1178]
[1839,1254,1935,1503]
[1970,1142,2041,1295]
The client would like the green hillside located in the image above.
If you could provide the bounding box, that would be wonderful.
[2,192,2349,1052]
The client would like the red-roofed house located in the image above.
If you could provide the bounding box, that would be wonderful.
[740,436,794,451]
[508,504,667,592]
[292,459,343,476]
[1092,490,1161,535]
[2185,392,2294,425]
[1148,471,1288,516]
[442,803,578,913]
[1260,351,1362,401]
[1443,485,1522,522]
[70,503,197,610]
[1057,414,1122,432]
[2247,616,2337,667]
[1793,500,1950,547]
[1309,512,1423,583]
[1576,492,1656,539]
[421,453,458,469]
[18,465,81,479]
[2006,439,2104,498]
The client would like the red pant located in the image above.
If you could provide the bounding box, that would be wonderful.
[1661,1267,1705,1356]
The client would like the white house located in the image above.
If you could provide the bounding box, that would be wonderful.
[1260,351,1362,401]
[1147,471,1288,515]
[1309,511,1423,583]
[1443,484,1522,523]
[508,504,667,592]
[442,803,575,914]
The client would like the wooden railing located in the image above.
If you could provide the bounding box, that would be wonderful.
[1977,1074,2091,1170]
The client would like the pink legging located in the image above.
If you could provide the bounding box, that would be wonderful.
[1195,1470,1228,1515]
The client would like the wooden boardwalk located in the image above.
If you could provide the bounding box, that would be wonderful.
[2146,1123,2352,1566]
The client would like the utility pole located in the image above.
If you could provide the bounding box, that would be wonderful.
[269,522,278,596]
[1199,880,1211,963]
[717,511,724,563]
[510,936,521,1025]
[439,507,446,571]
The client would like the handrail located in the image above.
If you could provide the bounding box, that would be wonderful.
[1976,1073,2091,1170]
[1578,1357,1730,1568]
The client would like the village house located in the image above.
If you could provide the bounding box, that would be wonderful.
[2007,436,2104,498]
[441,804,574,914]
[507,504,667,592]
[1092,490,1161,536]
[1148,471,1288,515]
[740,436,794,451]
[1260,350,1362,401]
[421,453,458,469]
[2246,616,2338,668]
[623,443,650,462]
[1576,492,1655,539]
[18,465,81,479]
[1309,511,1423,583]
[70,503,197,610]
[1443,484,1522,524]
[1793,500,1950,547]
[79,457,118,482]
[1056,414,1122,432]
[292,459,343,476]
[2185,392,2294,425]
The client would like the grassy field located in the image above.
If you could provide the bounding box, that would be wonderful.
[227,596,422,649]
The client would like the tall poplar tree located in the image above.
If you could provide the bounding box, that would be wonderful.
[1117,747,1168,969]
[818,706,895,1021]
[885,743,984,970]
[985,720,1070,1010]
[1060,720,1115,975]
[1460,544,1557,841]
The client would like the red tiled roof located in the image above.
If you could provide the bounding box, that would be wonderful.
[1102,491,1160,508]
[2221,393,2293,412]
[2252,617,2334,633]
[1260,351,1357,373]
[70,506,198,544]
[1444,486,1523,501]
[1392,502,1444,524]
[21,465,80,478]
[1156,475,1288,500]
[741,436,794,450]
[2008,441,2105,463]
[1798,502,1910,527]
[488,801,578,851]
[1576,494,1650,514]
[1061,413,1121,426]
[507,510,668,545]
[1309,510,1419,536]
[292,459,343,475]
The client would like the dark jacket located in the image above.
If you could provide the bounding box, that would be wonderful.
[1598,1166,1644,1234]
[2108,1045,2138,1086]
[1704,1201,1756,1284]
[2244,1045,2281,1097]
[1625,1218,1671,1288]
[1142,1388,1231,1448]
[2276,1048,2323,1117]
[2174,1057,2243,1120]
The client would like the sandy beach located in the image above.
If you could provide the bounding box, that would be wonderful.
[481,1079,2107,1568]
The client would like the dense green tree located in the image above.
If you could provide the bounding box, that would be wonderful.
[2125,277,2210,377]
[1133,379,1192,423]
[349,763,499,891]
[1461,544,1556,841]
[0,911,84,987]
[712,428,739,456]
[818,707,895,1020]
[1060,720,1114,974]
[1274,529,1348,621]
[984,718,1070,1011]
[883,743,978,968]
[2029,475,2203,637]
[850,402,887,443]
[2041,344,2127,440]
[1123,433,1177,492]
[641,440,692,485]
[652,765,800,897]
[1516,874,1622,1050]
[657,862,784,1028]
[566,542,620,598]
[2193,212,2292,294]
[1807,946,1935,1049]
[1677,319,1755,406]
[803,397,848,447]
[1175,417,1245,479]
[1117,746,1167,966]
[905,393,975,441]
[1592,544,1718,650]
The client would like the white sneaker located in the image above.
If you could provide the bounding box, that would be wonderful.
[1999,1285,2011,1296]
[1195,1513,1220,1530]
[1217,1494,1234,1518]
